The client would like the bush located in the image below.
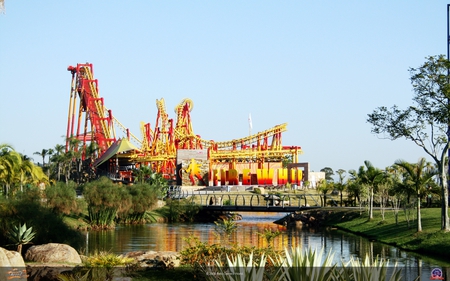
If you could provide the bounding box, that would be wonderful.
[0,198,84,250]
[116,183,159,224]
[44,181,79,215]
[83,177,131,229]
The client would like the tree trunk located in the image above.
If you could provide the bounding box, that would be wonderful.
[57,163,61,181]
[417,194,422,232]
[439,161,450,231]
[441,172,450,231]
[369,187,374,220]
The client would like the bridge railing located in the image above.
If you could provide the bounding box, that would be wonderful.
[165,186,339,208]
[182,193,326,208]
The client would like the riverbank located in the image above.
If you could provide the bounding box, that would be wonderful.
[291,207,450,261]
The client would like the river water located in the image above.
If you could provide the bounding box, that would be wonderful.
[84,212,449,280]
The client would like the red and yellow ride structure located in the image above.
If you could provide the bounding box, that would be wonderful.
[66,63,303,186]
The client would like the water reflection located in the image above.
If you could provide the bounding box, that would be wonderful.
[85,212,449,280]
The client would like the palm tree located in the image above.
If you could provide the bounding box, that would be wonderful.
[33,149,49,167]
[395,158,437,232]
[0,144,21,198]
[335,169,346,206]
[51,144,65,181]
[67,137,83,183]
[16,154,34,192]
[317,179,333,207]
[356,161,383,220]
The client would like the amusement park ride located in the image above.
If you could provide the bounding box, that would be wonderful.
[66,63,305,186]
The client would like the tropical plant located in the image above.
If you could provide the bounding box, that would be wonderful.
[50,144,65,181]
[355,161,384,220]
[317,179,333,207]
[117,182,159,223]
[367,55,450,231]
[339,253,406,281]
[214,216,238,245]
[59,251,135,281]
[320,167,335,182]
[282,154,293,168]
[5,222,36,254]
[83,177,131,229]
[257,228,281,248]
[180,235,277,274]
[203,252,267,281]
[44,181,79,215]
[394,158,438,232]
[272,246,336,281]
[0,144,21,198]
[33,148,49,167]
[0,144,48,198]
[335,169,346,206]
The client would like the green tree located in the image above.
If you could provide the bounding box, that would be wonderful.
[83,177,131,229]
[282,154,293,168]
[317,179,334,207]
[367,55,450,231]
[395,158,438,232]
[355,161,383,220]
[15,154,47,193]
[320,167,334,182]
[119,183,159,223]
[0,144,21,198]
[33,149,49,167]
[44,182,79,215]
[335,169,346,206]
[50,144,65,182]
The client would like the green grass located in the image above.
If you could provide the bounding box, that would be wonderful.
[332,207,450,260]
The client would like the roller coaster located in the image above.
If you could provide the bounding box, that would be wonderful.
[66,63,303,184]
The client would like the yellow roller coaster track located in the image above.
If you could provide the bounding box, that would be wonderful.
[133,98,301,169]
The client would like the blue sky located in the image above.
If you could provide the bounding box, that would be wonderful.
[0,1,448,175]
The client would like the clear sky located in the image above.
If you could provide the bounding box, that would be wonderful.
[0,1,448,176]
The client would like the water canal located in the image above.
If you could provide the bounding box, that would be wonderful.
[84,212,449,280]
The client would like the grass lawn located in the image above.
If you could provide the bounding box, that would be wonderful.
[332,207,450,259]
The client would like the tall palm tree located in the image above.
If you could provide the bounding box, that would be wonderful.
[335,169,346,206]
[33,149,49,167]
[46,148,54,178]
[16,154,34,192]
[395,158,437,232]
[51,144,65,181]
[66,137,83,183]
[357,160,383,220]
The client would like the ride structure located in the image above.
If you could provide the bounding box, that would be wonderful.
[65,63,303,186]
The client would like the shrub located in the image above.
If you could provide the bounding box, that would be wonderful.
[0,198,84,250]
[44,181,79,215]
[58,251,136,281]
[83,177,131,229]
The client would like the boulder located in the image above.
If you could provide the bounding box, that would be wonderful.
[24,243,82,264]
[0,247,27,281]
[123,250,180,269]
